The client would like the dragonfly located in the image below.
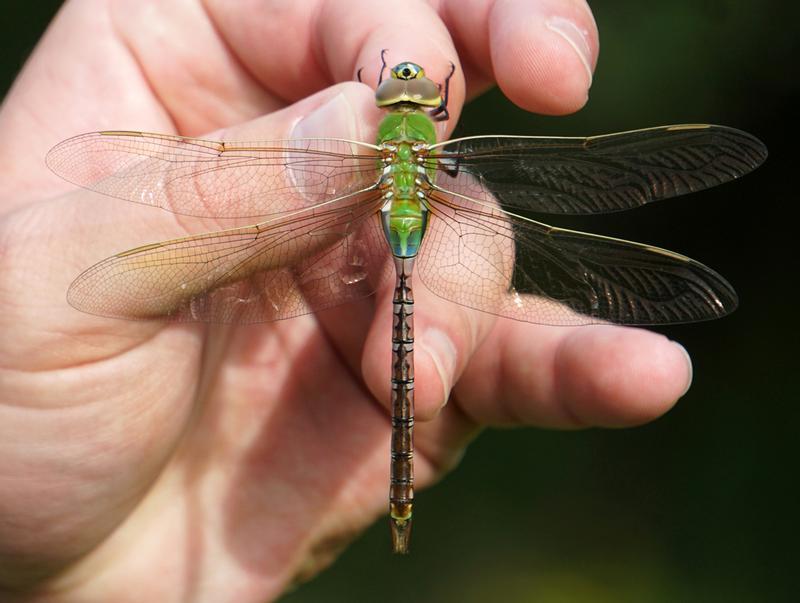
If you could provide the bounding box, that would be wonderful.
[46,56,767,554]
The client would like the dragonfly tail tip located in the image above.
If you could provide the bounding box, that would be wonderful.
[390,517,412,554]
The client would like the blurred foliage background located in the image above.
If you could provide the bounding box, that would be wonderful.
[2,1,797,601]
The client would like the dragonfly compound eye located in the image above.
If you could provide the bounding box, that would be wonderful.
[392,62,425,80]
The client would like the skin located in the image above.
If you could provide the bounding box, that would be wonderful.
[0,0,693,601]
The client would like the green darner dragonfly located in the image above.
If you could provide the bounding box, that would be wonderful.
[46,58,767,554]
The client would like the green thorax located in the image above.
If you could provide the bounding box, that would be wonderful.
[377,107,438,258]
[377,107,438,147]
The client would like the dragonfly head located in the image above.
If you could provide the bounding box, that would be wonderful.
[375,62,442,110]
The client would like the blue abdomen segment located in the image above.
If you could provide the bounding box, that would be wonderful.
[382,201,428,258]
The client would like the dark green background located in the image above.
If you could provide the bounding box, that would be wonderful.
[2,1,796,601]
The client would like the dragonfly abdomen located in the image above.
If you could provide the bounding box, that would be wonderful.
[389,256,416,554]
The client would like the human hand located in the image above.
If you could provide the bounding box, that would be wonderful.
[0,0,691,600]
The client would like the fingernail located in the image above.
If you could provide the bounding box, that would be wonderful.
[422,328,457,410]
[672,342,694,397]
[289,93,358,200]
[291,93,357,140]
[546,16,594,87]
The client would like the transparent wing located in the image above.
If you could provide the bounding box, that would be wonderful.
[68,192,392,323]
[418,184,737,326]
[429,124,766,215]
[47,131,381,218]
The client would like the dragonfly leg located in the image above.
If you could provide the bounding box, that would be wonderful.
[378,48,389,85]
[429,62,456,122]
[356,49,389,85]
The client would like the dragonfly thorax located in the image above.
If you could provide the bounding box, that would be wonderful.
[378,140,431,259]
